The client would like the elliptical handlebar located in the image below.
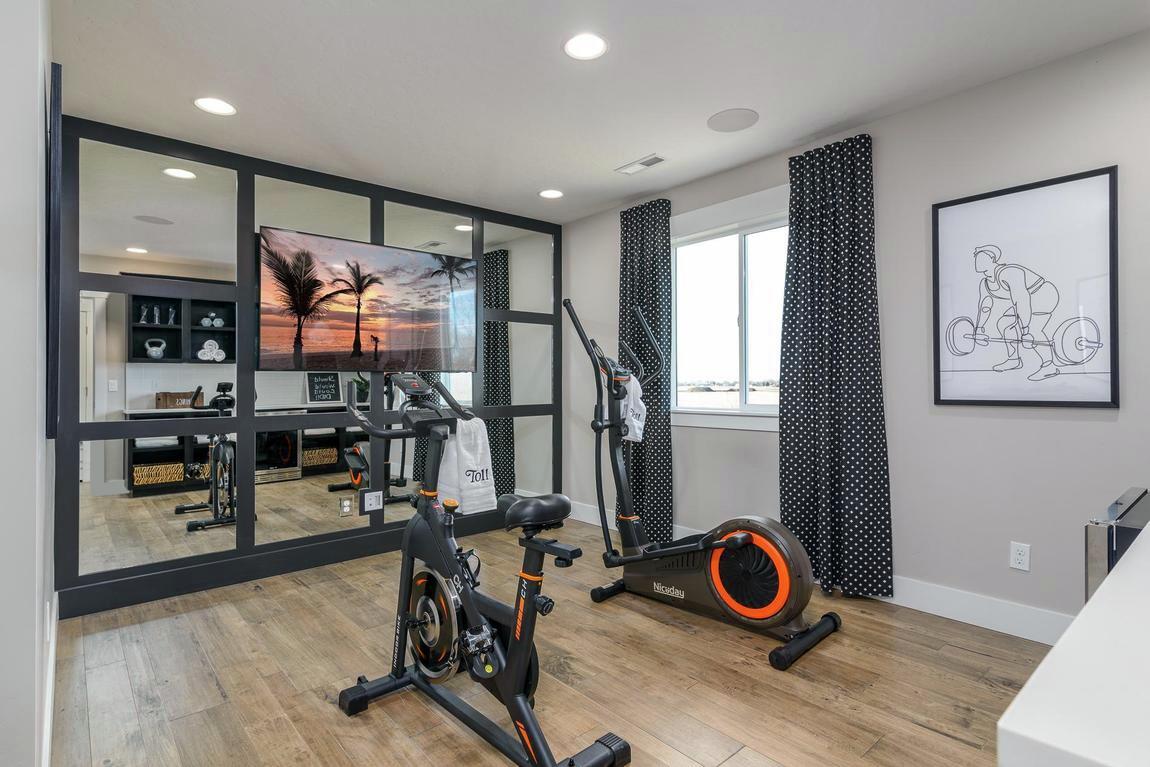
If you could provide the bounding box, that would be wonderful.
[563,298,665,389]
[629,305,665,388]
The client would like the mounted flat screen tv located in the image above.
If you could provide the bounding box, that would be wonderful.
[258,226,477,372]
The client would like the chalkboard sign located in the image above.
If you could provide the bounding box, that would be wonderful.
[306,372,342,404]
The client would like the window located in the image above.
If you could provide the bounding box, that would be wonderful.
[673,222,788,416]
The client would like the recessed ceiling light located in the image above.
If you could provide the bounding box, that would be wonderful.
[454,224,474,232]
[193,97,237,116]
[126,247,148,254]
[134,215,174,225]
[539,189,564,199]
[564,33,608,61]
[163,168,196,180]
[707,108,760,133]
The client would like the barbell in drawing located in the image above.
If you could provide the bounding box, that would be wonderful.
[945,315,1103,366]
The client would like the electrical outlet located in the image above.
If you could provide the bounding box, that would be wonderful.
[107,379,119,392]
[1010,541,1031,572]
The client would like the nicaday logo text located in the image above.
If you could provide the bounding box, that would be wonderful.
[652,581,685,599]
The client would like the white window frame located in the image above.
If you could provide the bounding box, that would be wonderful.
[670,207,788,432]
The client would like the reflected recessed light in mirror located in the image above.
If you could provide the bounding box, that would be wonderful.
[134,215,174,225]
[564,33,608,60]
[539,189,564,199]
[193,97,237,116]
[126,247,148,254]
[454,224,474,232]
[163,168,196,180]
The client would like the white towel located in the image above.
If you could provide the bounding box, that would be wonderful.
[622,377,647,443]
[438,417,498,513]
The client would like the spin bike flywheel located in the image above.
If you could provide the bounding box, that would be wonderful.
[408,568,463,681]
[407,568,541,704]
[705,517,814,629]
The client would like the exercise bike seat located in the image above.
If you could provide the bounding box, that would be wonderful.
[501,493,572,532]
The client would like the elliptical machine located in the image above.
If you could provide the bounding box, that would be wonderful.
[564,299,840,670]
[175,382,239,532]
[337,374,630,767]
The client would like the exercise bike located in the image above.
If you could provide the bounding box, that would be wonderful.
[564,299,840,670]
[337,374,630,767]
[327,373,416,509]
[174,382,240,532]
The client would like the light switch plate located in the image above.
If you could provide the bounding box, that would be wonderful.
[362,490,384,512]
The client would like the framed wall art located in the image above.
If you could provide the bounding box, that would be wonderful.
[933,166,1118,408]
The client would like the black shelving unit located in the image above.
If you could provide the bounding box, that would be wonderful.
[124,410,226,497]
[129,295,238,365]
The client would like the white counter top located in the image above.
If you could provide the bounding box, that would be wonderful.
[998,522,1150,766]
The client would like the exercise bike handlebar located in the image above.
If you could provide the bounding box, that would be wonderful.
[427,378,476,421]
[345,382,417,440]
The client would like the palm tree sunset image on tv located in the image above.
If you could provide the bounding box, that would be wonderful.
[258,227,477,372]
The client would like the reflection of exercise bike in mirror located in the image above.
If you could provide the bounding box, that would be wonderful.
[564,298,840,670]
[326,373,416,508]
[175,382,241,532]
[337,375,630,767]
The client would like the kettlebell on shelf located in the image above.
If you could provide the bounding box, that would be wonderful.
[144,338,166,360]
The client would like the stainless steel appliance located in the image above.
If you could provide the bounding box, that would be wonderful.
[1085,487,1150,601]
[255,409,305,483]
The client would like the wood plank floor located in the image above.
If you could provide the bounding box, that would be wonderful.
[53,520,1047,766]
[79,474,416,575]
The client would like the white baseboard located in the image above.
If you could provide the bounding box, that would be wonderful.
[563,503,1072,645]
[41,593,58,767]
[881,576,1073,646]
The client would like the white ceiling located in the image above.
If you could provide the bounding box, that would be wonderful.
[54,1,1150,224]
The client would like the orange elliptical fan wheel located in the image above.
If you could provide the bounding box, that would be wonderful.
[704,515,818,628]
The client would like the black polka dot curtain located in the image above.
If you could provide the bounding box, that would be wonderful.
[618,199,674,542]
[780,134,894,597]
[411,371,441,483]
[482,249,516,497]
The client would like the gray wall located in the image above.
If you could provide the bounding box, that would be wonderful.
[563,31,1150,618]
[0,0,52,763]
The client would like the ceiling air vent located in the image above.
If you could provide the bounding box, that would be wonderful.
[615,154,665,176]
[416,240,445,250]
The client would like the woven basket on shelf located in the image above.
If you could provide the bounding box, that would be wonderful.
[132,462,184,487]
[302,447,339,468]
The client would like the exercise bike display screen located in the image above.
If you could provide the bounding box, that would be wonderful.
[258,226,477,372]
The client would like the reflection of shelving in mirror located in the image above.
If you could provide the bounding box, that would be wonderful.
[128,294,238,364]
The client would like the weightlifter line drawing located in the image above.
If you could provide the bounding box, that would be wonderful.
[973,244,1060,381]
[944,244,1104,379]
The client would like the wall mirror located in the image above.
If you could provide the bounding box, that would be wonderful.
[384,201,473,258]
[254,177,371,414]
[252,417,382,544]
[483,224,554,314]
[79,140,237,281]
[79,436,237,574]
[80,290,238,423]
[482,322,552,407]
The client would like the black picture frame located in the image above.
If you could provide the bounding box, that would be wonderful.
[932,166,1119,408]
